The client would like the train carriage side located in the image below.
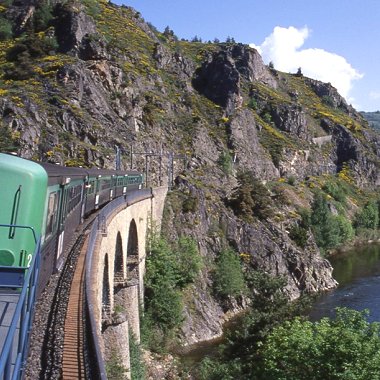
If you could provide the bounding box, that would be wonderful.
[38,163,87,288]
[0,153,48,270]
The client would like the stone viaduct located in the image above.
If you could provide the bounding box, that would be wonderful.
[85,186,168,378]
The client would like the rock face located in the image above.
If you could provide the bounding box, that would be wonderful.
[193,44,276,115]
[1,0,380,348]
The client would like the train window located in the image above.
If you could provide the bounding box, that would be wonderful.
[87,180,95,195]
[45,192,58,238]
[101,179,111,190]
[67,184,83,215]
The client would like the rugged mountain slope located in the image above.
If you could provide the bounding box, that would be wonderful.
[362,111,380,131]
[1,0,380,345]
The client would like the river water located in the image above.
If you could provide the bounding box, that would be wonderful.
[309,243,380,322]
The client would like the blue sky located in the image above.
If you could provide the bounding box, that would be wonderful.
[113,0,380,111]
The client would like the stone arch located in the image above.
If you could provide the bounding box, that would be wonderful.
[114,231,124,287]
[126,219,139,282]
[102,253,111,326]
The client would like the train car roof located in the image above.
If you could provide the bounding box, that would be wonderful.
[86,168,142,177]
[39,162,88,177]
[0,154,141,185]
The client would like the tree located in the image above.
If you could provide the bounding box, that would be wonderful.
[355,199,379,230]
[260,308,380,380]
[174,236,202,288]
[229,172,274,221]
[310,193,340,251]
[213,248,245,298]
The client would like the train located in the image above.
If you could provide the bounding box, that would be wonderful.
[0,152,144,292]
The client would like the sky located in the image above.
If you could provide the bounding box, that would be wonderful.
[113,0,380,112]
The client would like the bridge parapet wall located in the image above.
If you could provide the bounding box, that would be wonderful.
[85,187,167,379]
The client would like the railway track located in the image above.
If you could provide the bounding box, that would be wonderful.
[40,223,94,379]
[62,235,88,379]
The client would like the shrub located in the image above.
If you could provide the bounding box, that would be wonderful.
[322,180,346,204]
[218,150,233,175]
[129,332,146,380]
[34,2,53,31]
[0,16,12,40]
[229,172,274,221]
[0,124,20,153]
[335,214,354,243]
[287,176,296,186]
[143,236,202,344]
[248,97,258,110]
[213,248,245,298]
[289,224,308,248]
[105,349,127,379]
[260,308,380,380]
[175,236,202,288]
[182,194,198,213]
[81,0,101,18]
[355,200,379,230]
[309,193,353,252]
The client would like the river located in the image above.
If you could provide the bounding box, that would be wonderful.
[309,243,380,322]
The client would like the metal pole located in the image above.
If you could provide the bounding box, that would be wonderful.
[115,145,120,170]
[159,148,162,186]
[145,155,149,188]
[130,145,133,169]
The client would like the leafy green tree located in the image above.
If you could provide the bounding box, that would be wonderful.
[355,199,379,230]
[213,248,245,298]
[310,193,340,251]
[335,214,354,243]
[175,236,202,288]
[143,236,202,347]
[260,308,380,380]
[230,172,274,221]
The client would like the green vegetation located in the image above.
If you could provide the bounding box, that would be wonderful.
[195,272,311,380]
[34,2,54,32]
[218,150,233,175]
[229,172,274,221]
[106,348,127,380]
[129,332,146,380]
[213,248,245,298]
[0,123,20,153]
[142,236,202,351]
[0,16,12,41]
[260,308,380,380]
[355,199,379,230]
[309,192,353,252]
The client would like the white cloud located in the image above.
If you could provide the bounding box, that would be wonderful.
[250,26,363,101]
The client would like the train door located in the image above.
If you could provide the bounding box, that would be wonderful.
[39,187,61,290]
[95,176,101,209]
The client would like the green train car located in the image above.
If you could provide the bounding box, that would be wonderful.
[0,154,47,267]
[0,153,144,292]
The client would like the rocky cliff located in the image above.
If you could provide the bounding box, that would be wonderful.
[1,0,380,346]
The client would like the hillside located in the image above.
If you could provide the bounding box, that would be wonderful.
[1,0,380,377]
[361,110,380,131]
